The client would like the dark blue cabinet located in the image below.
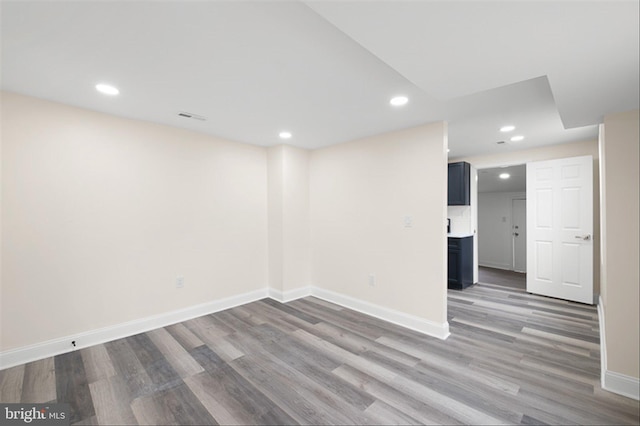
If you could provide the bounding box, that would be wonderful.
[448,162,471,205]
[448,236,473,290]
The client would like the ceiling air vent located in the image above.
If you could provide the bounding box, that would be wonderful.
[496,140,506,145]
[178,111,206,121]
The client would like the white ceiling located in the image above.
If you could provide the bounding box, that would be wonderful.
[1,1,638,158]
[478,164,526,193]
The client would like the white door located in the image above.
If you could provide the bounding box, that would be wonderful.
[512,199,526,273]
[526,156,593,304]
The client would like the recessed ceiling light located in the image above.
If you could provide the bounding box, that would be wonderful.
[510,135,525,142]
[500,125,515,132]
[279,131,292,139]
[499,173,511,179]
[390,96,409,106]
[95,83,119,96]
[447,148,450,153]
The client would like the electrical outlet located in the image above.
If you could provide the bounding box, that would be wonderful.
[176,276,184,288]
[369,274,376,287]
[403,216,413,228]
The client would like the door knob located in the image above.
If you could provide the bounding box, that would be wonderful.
[575,234,591,241]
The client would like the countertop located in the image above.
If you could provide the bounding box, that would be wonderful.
[447,233,474,238]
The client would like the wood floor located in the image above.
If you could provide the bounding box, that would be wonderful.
[1,267,639,425]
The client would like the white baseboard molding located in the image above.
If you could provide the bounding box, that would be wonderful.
[0,288,268,370]
[598,296,639,400]
[310,287,450,340]
[603,370,640,400]
[1,284,450,370]
[268,286,312,303]
[270,286,449,339]
[597,296,607,387]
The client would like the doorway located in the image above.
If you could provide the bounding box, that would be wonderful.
[477,164,526,274]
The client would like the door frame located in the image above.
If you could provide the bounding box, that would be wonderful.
[473,156,598,305]
[476,163,527,273]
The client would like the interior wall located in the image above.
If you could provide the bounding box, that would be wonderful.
[1,91,448,358]
[454,139,601,294]
[1,92,269,351]
[267,146,284,291]
[477,191,526,270]
[600,109,639,381]
[268,145,311,293]
[282,146,311,292]
[0,94,3,329]
[310,123,448,325]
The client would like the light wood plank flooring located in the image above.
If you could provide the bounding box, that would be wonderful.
[1,267,638,425]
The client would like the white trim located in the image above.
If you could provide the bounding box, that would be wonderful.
[598,296,607,387]
[604,371,640,400]
[268,285,450,340]
[268,286,312,303]
[267,287,284,302]
[310,286,450,340]
[0,288,268,370]
[599,296,640,400]
[0,284,450,370]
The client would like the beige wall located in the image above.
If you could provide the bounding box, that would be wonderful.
[0,93,3,336]
[600,109,639,380]
[10,86,627,381]
[310,123,448,324]
[268,145,311,292]
[1,91,446,356]
[1,92,269,351]
[282,146,311,291]
[267,146,284,291]
[454,139,601,295]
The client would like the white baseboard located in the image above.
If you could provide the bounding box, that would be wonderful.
[0,288,268,370]
[271,286,449,339]
[598,296,640,400]
[597,296,607,386]
[1,284,450,370]
[603,370,640,400]
[310,287,450,340]
[268,286,312,303]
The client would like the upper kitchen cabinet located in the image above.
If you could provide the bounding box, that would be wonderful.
[448,161,471,205]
